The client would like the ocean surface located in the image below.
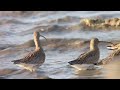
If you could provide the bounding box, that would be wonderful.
[0,11,120,79]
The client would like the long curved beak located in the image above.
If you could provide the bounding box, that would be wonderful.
[40,34,47,41]
[99,41,114,44]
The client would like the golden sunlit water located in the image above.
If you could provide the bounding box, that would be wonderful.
[0,11,120,79]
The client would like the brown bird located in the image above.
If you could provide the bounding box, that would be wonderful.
[97,49,120,65]
[68,38,100,70]
[98,42,120,65]
[107,43,120,50]
[11,31,46,72]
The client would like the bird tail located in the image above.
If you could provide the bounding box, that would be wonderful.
[68,61,73,65]
[68,59,79,65]
[11,59,22,64]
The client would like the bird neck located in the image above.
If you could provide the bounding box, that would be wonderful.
[34,36,41,50]
[90,43,99,51]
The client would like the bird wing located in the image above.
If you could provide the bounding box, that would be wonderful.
[11,50,40,64]
[97,49,120,65]
[112,49,120,56]
[77,51,96,63]
[68,50,96,65]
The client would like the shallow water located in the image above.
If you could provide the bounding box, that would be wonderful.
[0,11,120,79]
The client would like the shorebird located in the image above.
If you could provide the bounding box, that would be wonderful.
[97,42,120,65]
[107,43,120,50]
[68,38,100,70]
[97,49,120,65]
[11,31,47,72]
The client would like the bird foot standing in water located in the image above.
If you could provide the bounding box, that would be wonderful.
[11,31,47,72]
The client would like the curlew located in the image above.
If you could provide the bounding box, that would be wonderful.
[97,42,120,65]
[11,31,46,72]
[68,38,100,70]
[97,49,120,65]
[107,43,120,50]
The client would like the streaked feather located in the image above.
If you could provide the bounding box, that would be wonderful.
[11,31,46,72]
[68,50,99,65]
[98,49,120,65]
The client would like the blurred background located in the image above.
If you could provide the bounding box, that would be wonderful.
[0,11,120,79]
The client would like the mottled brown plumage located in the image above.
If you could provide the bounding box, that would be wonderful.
[68,38,100,65]
[98,47,120,65]
[11,31,46,72]
[107,43,120,50]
